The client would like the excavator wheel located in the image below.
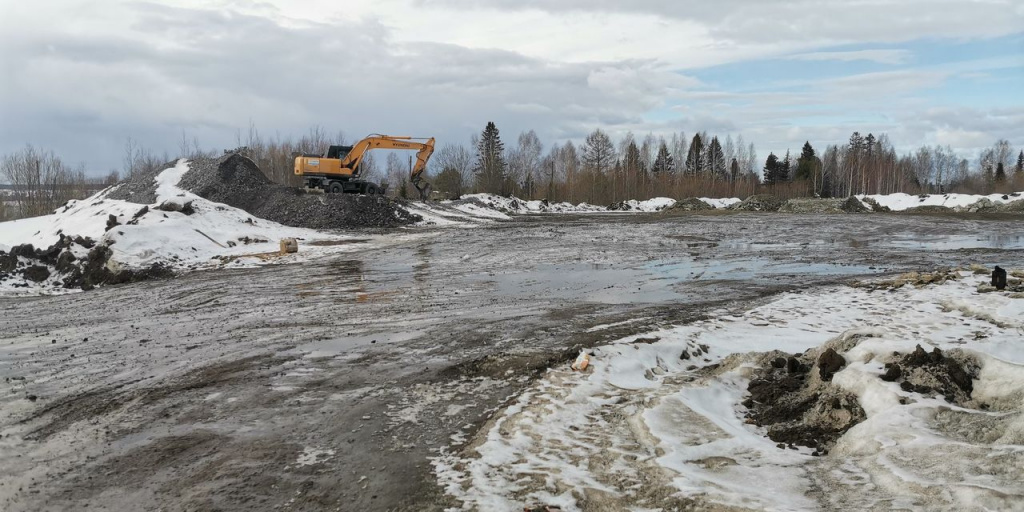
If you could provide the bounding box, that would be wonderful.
[365,184,377,195]
[329,182,343,194]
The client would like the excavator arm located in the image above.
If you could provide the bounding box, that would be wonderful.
[343,135,435,200]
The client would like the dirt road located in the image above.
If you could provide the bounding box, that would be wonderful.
[1,212,1020,511]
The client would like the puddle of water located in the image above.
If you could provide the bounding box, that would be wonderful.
[485,258,879,305]
[723,235,1024,251]
[882,235,1024,250]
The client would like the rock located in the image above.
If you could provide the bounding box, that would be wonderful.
[105,214,120,231]
[55,250,77,273]
[786,356,802,374]
[156,200,194,215]
[817,348,846,381]
[992,266,1007,290]
[126,206,149,225]
[10,244,36,259]
[881,363,902,382]
[22,265,51,282]
[279,238,298,254]
[0,251,17,273]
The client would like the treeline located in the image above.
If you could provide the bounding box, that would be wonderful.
[434,123,1024,203]
[4,123,1022,221]
[0,146,116,221]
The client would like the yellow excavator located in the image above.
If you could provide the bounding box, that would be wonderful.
[294,134,434,199]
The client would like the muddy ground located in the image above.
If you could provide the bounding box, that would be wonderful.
[1,212,1021,511]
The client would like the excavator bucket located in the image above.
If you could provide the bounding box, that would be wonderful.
[414,181,432,201]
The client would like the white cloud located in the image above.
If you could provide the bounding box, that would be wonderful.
[0,0,1020,172]
[787,49,912,65]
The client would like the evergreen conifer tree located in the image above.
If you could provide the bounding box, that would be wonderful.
[763,153,780,184]
[995,162,1006,183]
[685,133,703,174]
[652,142,674,174]
[474,121,507,195]
[708,137,726,177]
[795,142,816,181]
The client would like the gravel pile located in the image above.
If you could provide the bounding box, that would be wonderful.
[778,197,869,214]
[105,161,179,204]
[665,197,713,212]
[730,194,784,212]
[113,153,420,229]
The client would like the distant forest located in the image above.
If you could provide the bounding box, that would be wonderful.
[2,123,1022,221]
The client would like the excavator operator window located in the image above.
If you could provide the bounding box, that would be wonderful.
[327,145,353,160]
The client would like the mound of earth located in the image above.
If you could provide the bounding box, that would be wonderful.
[0,235,172,291]
[997,199,1024,212]
[105,161,180,204]
[742,344,865,454]
[901,205,953,213]
[665,197,713,212]
[176,154,420,229]
[880,345,978,406]
[859,196,890,212]
[730,194,784,212]
[778,197,869,214]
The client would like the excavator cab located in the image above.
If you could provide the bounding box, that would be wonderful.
[326,145,353,160]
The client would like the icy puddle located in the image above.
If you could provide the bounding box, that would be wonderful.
[882,233,1024,251]
[483,258,879,304]
[434,273,1024,511]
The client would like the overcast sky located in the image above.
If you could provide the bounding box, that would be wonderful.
[1,0,1022,175]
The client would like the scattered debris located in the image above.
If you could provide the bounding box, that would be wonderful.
[571,351,591,371]
[852,268,960,291]
[279,238,298,255]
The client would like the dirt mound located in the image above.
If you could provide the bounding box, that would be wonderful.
[731,194,784,212]
[666,197,713,212]
[105,160,181,204]
[881,345,977,405]
[177,154,420,229]
[859,196,890,212]
[902,205,952,213]
[742,345,865,454]
[0,235,172,291]
[778,197,868,214]
[997,199,1024,212]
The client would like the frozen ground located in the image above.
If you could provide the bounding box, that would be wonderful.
[1,212,1022,511]
[434,273,1023,511]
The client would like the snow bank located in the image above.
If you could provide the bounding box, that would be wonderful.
[700,197,742,209]
[0,160,362,294]
[858,191,1023,211]
[435,272,1024,510]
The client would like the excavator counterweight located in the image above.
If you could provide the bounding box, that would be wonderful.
[294,134,435,200]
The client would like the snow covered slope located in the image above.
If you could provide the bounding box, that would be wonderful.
[435,272,1024,511]
[859,191,1023,211]
[0,160,362,294]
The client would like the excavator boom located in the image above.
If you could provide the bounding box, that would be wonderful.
[294,134,435,199]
